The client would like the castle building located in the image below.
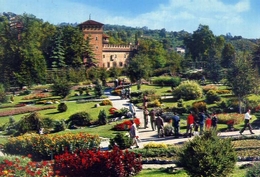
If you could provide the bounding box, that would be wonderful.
[78,19,137,68]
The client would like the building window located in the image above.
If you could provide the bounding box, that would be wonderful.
[110,55,114,61]
[96,46,98,50]
[119,62,123,67]
[124,54,127,58]
[96,36,98,40]
[103,63,105,67]
[107,62,110,68]
[115,54,117,58]
[103,55,105,58]
[113,62,117,67]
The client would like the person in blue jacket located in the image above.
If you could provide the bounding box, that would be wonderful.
[172,112,180,138]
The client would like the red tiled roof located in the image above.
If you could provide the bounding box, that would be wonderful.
[78,20,104,26]
[103,34,110,38]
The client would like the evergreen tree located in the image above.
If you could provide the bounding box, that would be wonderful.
[50,29,66,70]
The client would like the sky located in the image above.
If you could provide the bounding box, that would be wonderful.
[0,0,259,39]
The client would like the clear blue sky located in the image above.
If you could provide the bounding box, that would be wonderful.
[0,0,259,39]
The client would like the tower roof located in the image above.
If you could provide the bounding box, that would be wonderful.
[78,20,104,26]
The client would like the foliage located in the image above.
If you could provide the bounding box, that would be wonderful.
[98,109,107,125]
[143,142,168,149]
[0,156,54,177]
[113,118,141,131]
[66,111,92,127]
[53,145,142,177]
[53,120,67,133]
[109,133,131,149]
[227,52,259,113]
[15,112,43,135]
[217,113,244,125]
[101,99,113,106]
[205,90,221,104]
[0,84,6,103]
[191,101,207,113]
[57,102,68,112]
[202,84,218,93]
[22,93,50,100]
[245,162,260,177]
[177,130,237,177]
[172,80,203,100]
[3,132,101,160]
[151,76,181,87]
[94,80,103,98]
[51,76,71,98]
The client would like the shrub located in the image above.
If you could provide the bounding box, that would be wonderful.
[53,120,66,132]
[15,112,43,135]
[143,142,168,149]
[151,76,181,87]
[202,84,218,93]
[53,146,142,177]
[57,102,68,112]
[217,113,244,125]
[113,118,140,131]
[205,90,221,104]
[101,99,113,106]
[177,130,237,177]
[192,101,207,113]
[51,78,71,98]
[148,99,162,108]
[109,133,131,149]
[246,162,260,177]
[0,84,6,103]
[172,80,203,100]
[66,111,92,126]
[3,133,101,160]
[98,109,107,125]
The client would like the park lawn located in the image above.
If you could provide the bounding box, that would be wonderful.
[137,166,247,177]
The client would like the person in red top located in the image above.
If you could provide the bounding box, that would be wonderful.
[205,115,212,130]
[185,111,194,137]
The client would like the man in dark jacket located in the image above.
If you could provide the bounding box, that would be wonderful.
[172,112,180,138]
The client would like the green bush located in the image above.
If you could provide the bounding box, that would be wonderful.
[177,130,237,177]
[98,109,107,125]
[53,120,66,132]
[151,76,181,87]
[246,162,260,177]
[57,102,68,112]
[205,90,221,104]
[15,112,43,135]
[66,111,92,127]
[109,133,131,150]
[172,80,203,100]
[192,101,207,113]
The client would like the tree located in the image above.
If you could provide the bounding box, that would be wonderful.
[227,52,259,113]
[221,43,235,68]
[125,54,151,90]
[252,44,260,74]
[82,36,98,68]
[184,24,216,68]
[50,29,66,69]
[51,76,71,98]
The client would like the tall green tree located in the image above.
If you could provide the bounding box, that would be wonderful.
[126,54,151,90]
[252,44,260,74]
[184,24,216,68]
[50,29,66,69]
[221,43,235,68]
[82,36,98,68]
[227,52,259,113]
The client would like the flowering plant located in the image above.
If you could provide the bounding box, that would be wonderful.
[113,118,140,131]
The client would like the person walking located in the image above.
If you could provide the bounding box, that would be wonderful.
[149,109,156,131]
[240,109,255,135]
[172,112,180,138]
[205,115,212,130]
[129,119,140,149]
[129,102,136,118]
[198,111,206,135]
[155,114,165,138]
[143,107,149,129]
[143,94,148,108]
[211,112,218,130]
[185,111,194,137]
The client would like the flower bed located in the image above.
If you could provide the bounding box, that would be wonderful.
[0,105,56,117]
[217,113,244,125]
[3,132,101,160]
[113,118,141,131]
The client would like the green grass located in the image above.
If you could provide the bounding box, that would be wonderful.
[137,166,247,177]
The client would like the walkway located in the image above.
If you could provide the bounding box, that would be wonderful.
[102,94,260,149]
